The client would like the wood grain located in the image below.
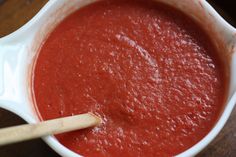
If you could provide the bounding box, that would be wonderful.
[0,113,101,146]
[0,0,235,157]
[0,0,48,37]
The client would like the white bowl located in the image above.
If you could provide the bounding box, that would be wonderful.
[0,0,235,157]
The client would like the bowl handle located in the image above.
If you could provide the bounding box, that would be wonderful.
[0,43,10,96]
[0,41,32,118]
[0,45,4,95]
[0,42,22,97]
[0,44,35,123]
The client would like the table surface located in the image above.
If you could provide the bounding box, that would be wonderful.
[0,0,235,157]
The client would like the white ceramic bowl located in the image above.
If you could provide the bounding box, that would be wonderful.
[0,0,235,157]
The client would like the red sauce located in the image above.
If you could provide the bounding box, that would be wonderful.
[33,0,227,156]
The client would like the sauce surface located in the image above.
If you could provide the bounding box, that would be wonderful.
[33,0,227,156]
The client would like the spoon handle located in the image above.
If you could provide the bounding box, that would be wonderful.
[0,113,101,146]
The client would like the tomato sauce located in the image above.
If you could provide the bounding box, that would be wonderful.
[33,0,227,156]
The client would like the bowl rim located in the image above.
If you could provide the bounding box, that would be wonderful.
[0,0,235,157]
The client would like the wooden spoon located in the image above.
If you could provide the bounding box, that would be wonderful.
[0,112,101,146]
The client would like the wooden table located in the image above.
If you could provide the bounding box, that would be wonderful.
[0,0,235,156]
